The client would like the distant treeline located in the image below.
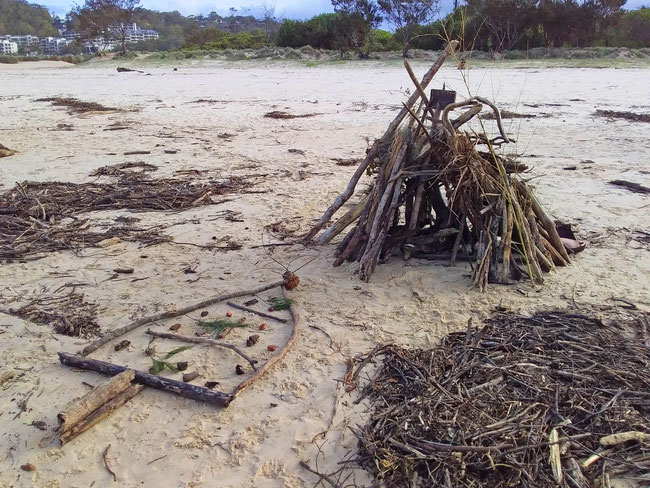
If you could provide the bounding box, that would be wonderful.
[272,2,650,55]
[1,0,648,57]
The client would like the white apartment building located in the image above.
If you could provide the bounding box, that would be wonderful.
[0,35,40,47]
[118,23,159,43]
[40,37,72,55]
[1,40,18,54]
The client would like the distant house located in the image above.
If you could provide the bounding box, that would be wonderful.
[40,37,72,55]
[115,23,159,44]
[1,39,18,54]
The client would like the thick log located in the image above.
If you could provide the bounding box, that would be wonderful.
[58,352,233,407]
[58,369,135,434]
[60,384,144,445]
[303,41,459,241]
[81,280,285,356]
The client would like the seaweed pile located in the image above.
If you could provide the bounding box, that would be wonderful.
[0,173,251,260]
[351,310,650,487]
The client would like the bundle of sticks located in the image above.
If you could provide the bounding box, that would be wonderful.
[304,41,571,287]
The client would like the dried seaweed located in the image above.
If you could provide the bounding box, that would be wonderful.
[481,110,552,120]
[5,293,100,337]
[0,176,251,259]
[89,162,158,177]
[594,110,650,123]
[264,110,321,119]
[35,97,118,114]
[352,310,650,487]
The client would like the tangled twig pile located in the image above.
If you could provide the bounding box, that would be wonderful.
[6,292,100,337]
[305,41,574,287]
[352,311,650,487]
[0,174,251,259]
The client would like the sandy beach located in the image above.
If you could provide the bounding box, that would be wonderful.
[0,58,648,487]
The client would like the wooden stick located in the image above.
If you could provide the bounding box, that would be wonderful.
[81,280,285,356]
[315,195,369,245]
[231,287,299,398]
[225,301,288,323]
[145,329,258,370]
[58,352,233,407]
[303,41,458,241]
[58,369,135,434]
[517,180,570,262]
[61,385,144,445]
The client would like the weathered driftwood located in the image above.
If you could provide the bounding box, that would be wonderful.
[231,287,298,398]
[145,329,258,370]
[303,41,459,241]
[60,384,144,445]
[58,352,233,407]
[82,280,285,356]
[58,369,135,434]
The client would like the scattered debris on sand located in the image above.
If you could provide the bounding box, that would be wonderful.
[305,42,576,287]
[0,177,249,217]
[0,175,252,259]
[4,292,100,337]
[264,110,321,119]
[594,109,650,123]
[349,310,650,487]
[481,110,552,119]
[331,157,362,166]
[89,162,158,177]
[609,179,650,194]
[35,97,118,114]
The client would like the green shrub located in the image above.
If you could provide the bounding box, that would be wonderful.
[0,55,19,64]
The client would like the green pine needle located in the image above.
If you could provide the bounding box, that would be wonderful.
[198,318,247,336]
[164,345,192,359]
[268,297,295,311]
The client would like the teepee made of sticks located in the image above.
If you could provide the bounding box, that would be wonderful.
[304,41,572,289]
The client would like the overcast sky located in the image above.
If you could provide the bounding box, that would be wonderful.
[44,0,646,20]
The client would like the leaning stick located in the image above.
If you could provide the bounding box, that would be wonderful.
[315,195,369,245]
[60,384,144,445]
[303,40,459,241]
[81,280,285,356]
[58,369,135,434]
[231,287,299,399]
[58,352,233,407]
[145,329,258,370]
[403,58,431,109]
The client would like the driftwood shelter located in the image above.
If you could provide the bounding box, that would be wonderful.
[305,41,577,288]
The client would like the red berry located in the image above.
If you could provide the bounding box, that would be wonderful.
[259,323,267,330]
[268,307,275,312]
[267,345,277,352]
[226,312,232,317]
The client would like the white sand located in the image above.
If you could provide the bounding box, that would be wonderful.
[0,60,648,487]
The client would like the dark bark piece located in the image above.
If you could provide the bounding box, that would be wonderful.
[609,180,650,194]
[58,352,233,407]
